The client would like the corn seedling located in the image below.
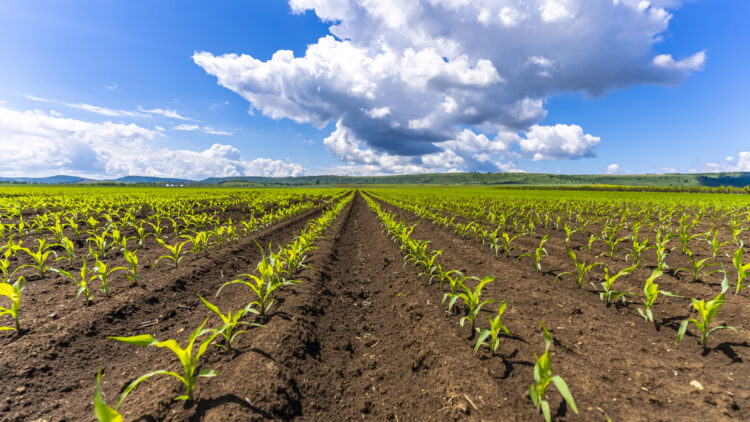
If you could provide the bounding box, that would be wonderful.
[130,223,150,247]
[218,244,300,315]
[585,234,598,253]
[638,268,680,322]
[529,322,578,422]
[55,237,76,268]
[123,249,140,285]
[109,318,223,403]
[599,264,638,304]
[518,234,549,272]
[199,296,261,353]
[87,231,112,258]
[625,238,653,266]
[92,258,125,297]
[52,261,96,303]
[704,229,730,262]
[0,276,26,332]
[492,231,521,257]
[448,276,497,332]
[679,250,720,282]
[181,231,213,256]
[18,238,56,277]
[554,248,602,288]
[153,239,190,269]
[602,230,628,260]
[474,299,510,356]
[677,275,737,347]
[732,243,750,294]
[94,370,122,422]
[0,250,19,283]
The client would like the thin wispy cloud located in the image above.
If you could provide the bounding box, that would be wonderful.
[173,124,232,135]
[137,106,194,121]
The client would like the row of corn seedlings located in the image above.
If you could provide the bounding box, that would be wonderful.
[363,193,577,421]
[92,192,353,420]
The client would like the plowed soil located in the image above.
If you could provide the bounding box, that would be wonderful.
[367,192,750,421]
[2,191,749,421]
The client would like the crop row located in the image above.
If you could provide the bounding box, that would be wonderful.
[0,190,346,331]
[363,193,577,421]
[93,192,354,420]
[369,190,748,347]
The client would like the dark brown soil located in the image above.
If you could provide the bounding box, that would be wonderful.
[2,191,748,421]
[367,191,750,421]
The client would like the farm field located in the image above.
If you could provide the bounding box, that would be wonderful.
[1,186,749,421]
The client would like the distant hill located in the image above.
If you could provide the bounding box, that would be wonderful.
[1,172,749,188]
[0,175,86,184]
[201,172,750,188]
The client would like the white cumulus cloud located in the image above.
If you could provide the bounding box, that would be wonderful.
[194,0,704,174]
[520,124,600,161]
[606,163,621,174]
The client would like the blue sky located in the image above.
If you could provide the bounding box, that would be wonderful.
[0,0,747,179]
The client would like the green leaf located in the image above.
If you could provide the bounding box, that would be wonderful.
[116,370,184,408]
[676,320,688,344]
[541,399,551,422]
[94,370,122,421]
[551,375,578,414]
[474,329,491,353]
[197,369,218,378]
[109,334,158,347]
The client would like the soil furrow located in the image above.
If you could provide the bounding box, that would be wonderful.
[366,191,750,421]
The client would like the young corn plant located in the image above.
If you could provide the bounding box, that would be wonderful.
[153,239,190,269]
[440,270,475,307]
[518,234,549,272]
[199,296,261,354]
[92,258,125,297]
[122,249,140,285]
[130,222,151,247]
[473,299,510,356]
[599,264,639,304]
[87,231,112,258]
[415,249,443,284]
[108,318,223,404]
[181,231,213,257]
[602,231,629,260]
[638,268,680,323]
[492,231,521,257]
[94,370,122,422]
[704,229,730,262]
[0,250,20,283]
[52,260,96,303]
[529,322,578,422]
[563,223,578,248]
[585,234,598,253]
[677,275,737,348]
[217,244,300,315]
[625,238,653,266]
[655,230,674,271]
[732,243,750,294]
[554,248,602,288]
[19,238,56,278]
[0,276,26,332]
[448,276,497,333]
[55,237,76,268]
[680,250,720,283]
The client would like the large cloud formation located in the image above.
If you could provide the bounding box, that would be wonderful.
[194,0,703,174]
[0,106,304,179]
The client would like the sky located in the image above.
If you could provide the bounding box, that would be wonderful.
[0,0,747,179]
